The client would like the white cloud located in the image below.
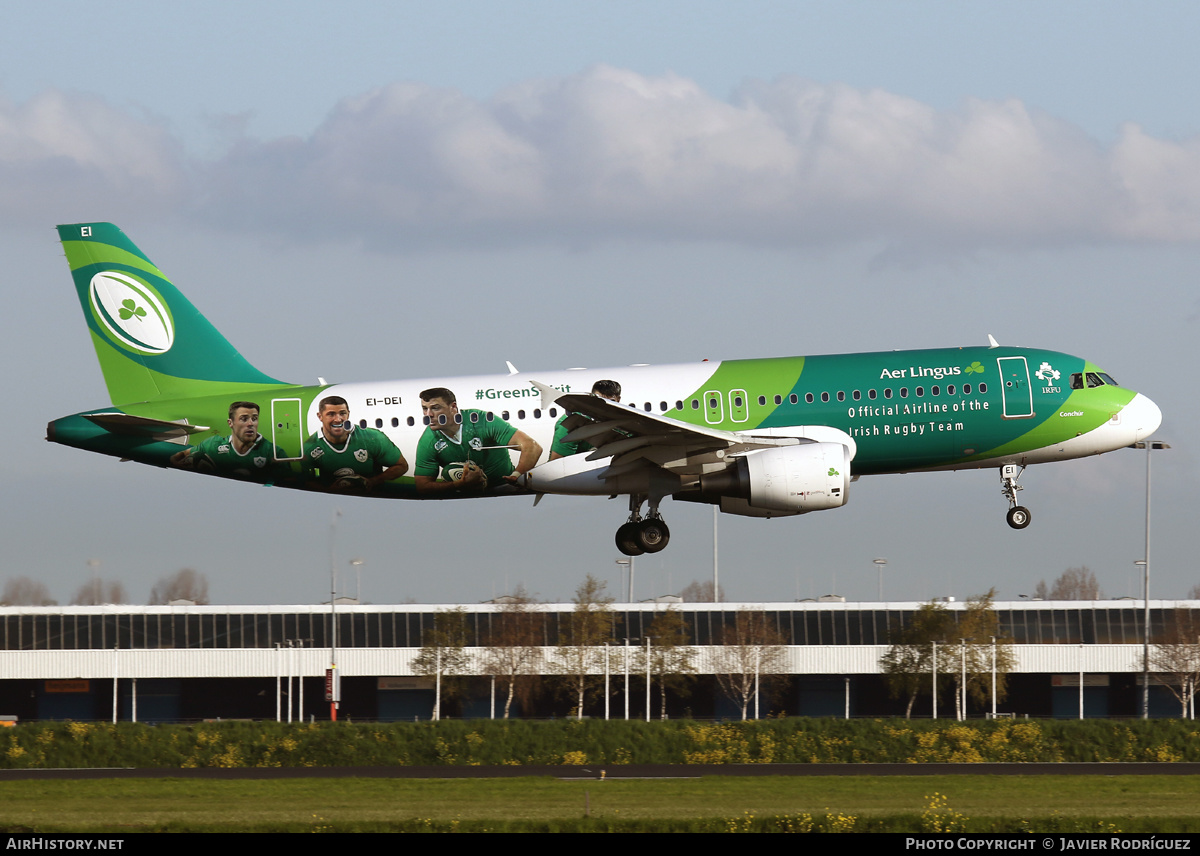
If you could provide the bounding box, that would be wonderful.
[0,90,184,224]
[8,69,1200,250]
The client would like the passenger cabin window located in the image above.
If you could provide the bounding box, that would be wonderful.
[359,419,368,428]
[868,389,877,400]
[774,394,782,405]
[789,394,798,404]
[470,412,479,423]
[757,395,766,406]
[406,416,415,427]
[375,418,383,428]
[884,388,893,399]
[805,393,814,403]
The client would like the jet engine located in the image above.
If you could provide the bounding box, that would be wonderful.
[699,442,851,515]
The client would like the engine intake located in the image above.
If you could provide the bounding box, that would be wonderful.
[700,443,850,514]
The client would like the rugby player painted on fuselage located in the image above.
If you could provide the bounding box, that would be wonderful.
[169,401,288,482]
[47,223,1163,555]
[301,396,408,493]
[413,388,542,494]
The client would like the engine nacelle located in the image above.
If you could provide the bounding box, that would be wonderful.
[701,442,850,514]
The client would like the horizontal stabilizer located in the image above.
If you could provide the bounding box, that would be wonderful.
[84,412,208,442]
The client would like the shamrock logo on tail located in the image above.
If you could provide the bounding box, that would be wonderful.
[118,299,146,322]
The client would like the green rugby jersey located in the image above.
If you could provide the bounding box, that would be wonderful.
[302,426,404,483]
[550,411,594,457]
[414,409,518,483]
[190,433,287,482]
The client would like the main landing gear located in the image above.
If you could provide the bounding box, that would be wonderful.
[615,494,671,556]
[1000,464,1032,530]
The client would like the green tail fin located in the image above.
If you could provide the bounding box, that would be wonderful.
[58,223,287,405]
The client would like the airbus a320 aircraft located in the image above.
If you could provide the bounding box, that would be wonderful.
[48,223,1162,555]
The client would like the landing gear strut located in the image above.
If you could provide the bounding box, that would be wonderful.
[1000,464,1031,530]
[615,494,671,556]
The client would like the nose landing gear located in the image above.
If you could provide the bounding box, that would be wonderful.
[615,494,671,555]
[1000,464,1031,530]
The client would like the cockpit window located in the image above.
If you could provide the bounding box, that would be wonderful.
[1086,372,1104,388]
[1098,372,1118,386]
[1070,373,1084,390]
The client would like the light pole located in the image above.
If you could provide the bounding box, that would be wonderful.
[349,558,364,602]
[713,505,720,603]
[1136,558,1149,719]
[873,558,887,601]
[329,509,341,721]
[616,557,634,603]
[1131,439,1169,719]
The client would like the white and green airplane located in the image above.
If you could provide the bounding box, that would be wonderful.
[49,223,1162,556]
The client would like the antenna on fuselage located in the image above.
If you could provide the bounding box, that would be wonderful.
[506,361,519,375]
[987,335,999,349]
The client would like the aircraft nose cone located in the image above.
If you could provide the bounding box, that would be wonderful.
[1124,393,1162,441]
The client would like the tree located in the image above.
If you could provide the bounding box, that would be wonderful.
[71,578,127,605]
[148,569,209,605]
[880,601,956,718]
[411,607,472,720]
[678,580,725,603]
[641,606,697,719]
[1187,583,1200,600]
[1149,608,1200,718]
[712,610,788,720]
[481,588,544,719]
[555,575,614,718]
[943,589,1015,719]
[1034,566,1102,600]
[0,577,56,606]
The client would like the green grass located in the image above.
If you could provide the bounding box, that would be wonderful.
[6,718,1200,768]
[1,775,1198,832]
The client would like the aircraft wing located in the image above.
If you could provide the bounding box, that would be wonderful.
[537,384,813,481]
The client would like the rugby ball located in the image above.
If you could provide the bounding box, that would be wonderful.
[331,467,368,491]
[444,461,486,489]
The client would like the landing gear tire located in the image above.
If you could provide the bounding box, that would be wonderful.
[616,522,646,556]
[637,518,670,553]
[1006,506,1031,530]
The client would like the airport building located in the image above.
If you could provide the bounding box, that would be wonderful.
[0,599,1194,722]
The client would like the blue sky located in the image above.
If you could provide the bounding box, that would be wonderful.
[3,1,1197,606]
